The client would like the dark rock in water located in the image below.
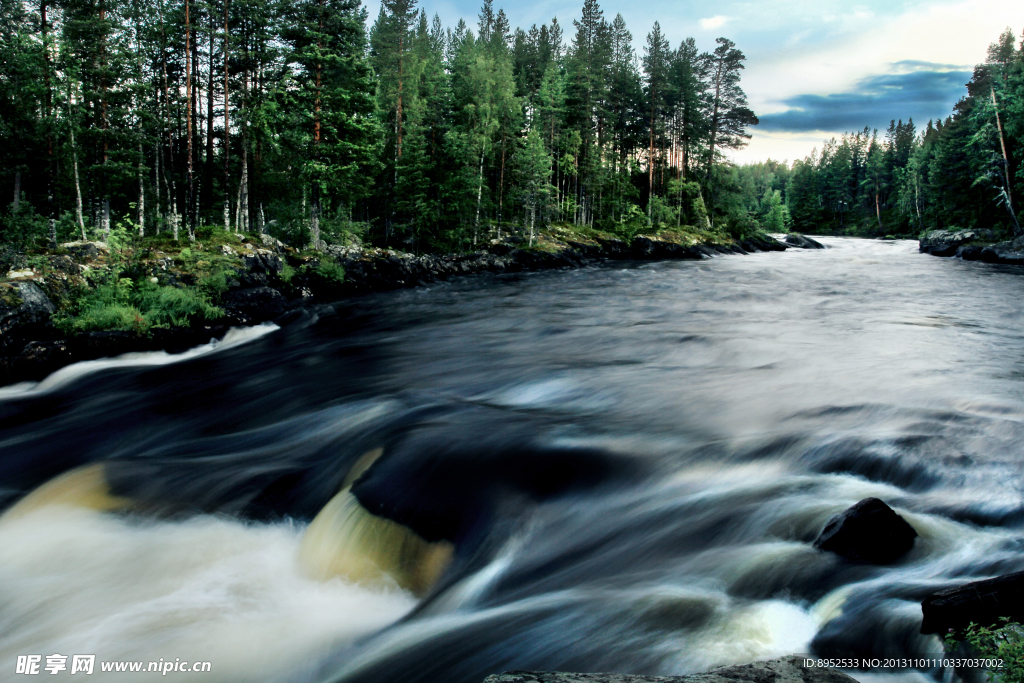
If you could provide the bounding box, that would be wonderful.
[919,229,975,257]
[813,497,917,564]
[482,656,858,683]
[920,570,1024,635]
[785,233,826,249]
[956,244,984,261]
[980,243,1024,266]
[220,286,288,325]
[739,234,788,252]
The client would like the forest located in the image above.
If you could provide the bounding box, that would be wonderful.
[0,0,761,253]
[755,28,1023,239]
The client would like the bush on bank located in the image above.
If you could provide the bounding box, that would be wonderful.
[945,619,1024,683]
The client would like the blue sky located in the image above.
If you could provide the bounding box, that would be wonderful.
[364,0,1023,164]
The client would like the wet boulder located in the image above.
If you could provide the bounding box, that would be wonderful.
[483,656,858,683]
[739,234,788,252]
[785,233,826,249]
[813,497,917,564]
[920,570,1024,635]
[220,286,287,325]
[919,229,975,257]
[1,282,57,353]
[980,242,1024,266]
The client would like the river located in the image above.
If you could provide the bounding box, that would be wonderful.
[1,237,1022,682]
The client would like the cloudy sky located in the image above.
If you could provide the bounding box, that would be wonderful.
[364,0,1023,165]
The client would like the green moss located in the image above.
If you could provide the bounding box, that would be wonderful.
[0,283,24,308]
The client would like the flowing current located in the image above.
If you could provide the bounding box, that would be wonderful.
[2,237,1023,683]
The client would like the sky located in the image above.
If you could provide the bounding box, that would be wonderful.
[363,0,1023,165]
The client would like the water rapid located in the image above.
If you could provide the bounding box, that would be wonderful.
[2,237,1023,683]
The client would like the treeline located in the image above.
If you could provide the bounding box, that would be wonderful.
[759,28,1023,238]
[0,0,761,253]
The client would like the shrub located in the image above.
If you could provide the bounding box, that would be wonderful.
[316,256,345,283]
[945,619,1024,683]
[67,303,148,333]
[136,284,223,328]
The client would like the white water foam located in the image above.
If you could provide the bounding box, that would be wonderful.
[0,507,416,682]
[0,323,279,401]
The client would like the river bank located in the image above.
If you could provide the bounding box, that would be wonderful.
[0,229,800,386]
[918,229,1024,264]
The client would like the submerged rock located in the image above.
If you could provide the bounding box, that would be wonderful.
[482,656,857,683]
[920,570,1024,634]
[813,497,917,564]
[784,233,825,249]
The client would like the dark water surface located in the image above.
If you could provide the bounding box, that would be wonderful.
[2,237,1024,682]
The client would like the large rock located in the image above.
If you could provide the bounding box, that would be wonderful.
[919,229,975,256]
[0,282,57,353]
[920,570,1024,635]
[483,656,857,683]
[220,286,287,325]
[813,498,917,564]
[784,234,825,249]
[979,241,1024,266]
[739,234,788,252]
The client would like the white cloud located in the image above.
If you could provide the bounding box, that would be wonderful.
[734,0,1024,163]
[699,15,732,30]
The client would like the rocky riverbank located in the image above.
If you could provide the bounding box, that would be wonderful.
[482,656,856,683]
[0,231,805,386]
[918,229,1024,264]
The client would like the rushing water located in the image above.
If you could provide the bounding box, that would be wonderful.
[2,237,1024,683]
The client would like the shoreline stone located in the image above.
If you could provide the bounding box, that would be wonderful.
[921,570,1024,635]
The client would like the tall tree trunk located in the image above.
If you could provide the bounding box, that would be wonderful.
[42,0,56,246]
[223,0,231,232]
[474,149,485,245]
[185,0,195,240]
[991,84,1020,235]
[648,96,654,220]
[497,132,506,238]
[159,0,179,239]
[205,11,215,216]
[70,101,86,238]
[875,191,883,231]
[238,142,248,232]
[138,141,146,235]
[309,0,323,249]
[99,0,110,233]
[12,170,20,214]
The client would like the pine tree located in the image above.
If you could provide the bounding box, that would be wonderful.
[284,0,379,248]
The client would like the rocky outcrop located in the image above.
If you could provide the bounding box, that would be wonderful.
[1,282,57,355]
[784,234,825,249]
[919,229,981,257]
[482,656,857,683]
[220,286,288,325]
[978,237,1024,265]
[920,570,1024,635]
[813,498,918,564]
[916,228,1024,264]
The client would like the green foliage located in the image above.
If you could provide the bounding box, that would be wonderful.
[616,204,649,240]
[56,279,223,334]
[945,620,1024,683]
[315,256,346,283]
